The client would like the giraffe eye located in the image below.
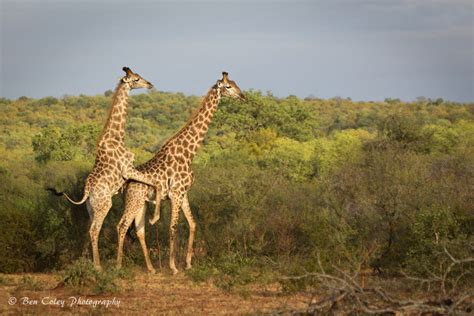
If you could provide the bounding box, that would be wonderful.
[226,85,231,89]
[135,78,140,82]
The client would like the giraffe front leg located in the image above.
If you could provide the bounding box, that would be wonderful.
[169,194,181,275]
[149,186,162,225]
[181,194,196,270]
[121,151,154,185]
[123,167,155,187]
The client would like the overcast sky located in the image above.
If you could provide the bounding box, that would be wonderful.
[1,0,473,101]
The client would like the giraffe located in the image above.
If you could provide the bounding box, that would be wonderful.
[116,72,245,274]
[48,67,161,270]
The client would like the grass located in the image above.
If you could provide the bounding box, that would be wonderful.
[4,267,470,314]
[0,274,14,285]
[16,275,43,291]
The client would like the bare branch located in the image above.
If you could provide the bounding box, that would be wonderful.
[402,245,473,295]
[282,254,472,315]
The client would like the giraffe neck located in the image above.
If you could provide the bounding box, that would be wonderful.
[99,81,130,144]
[160,86,221,161]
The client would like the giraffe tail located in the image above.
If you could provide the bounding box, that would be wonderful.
[46,181,90,205]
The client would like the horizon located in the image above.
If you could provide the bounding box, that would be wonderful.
[4,88,474,105]
[5,88,471,104]
[1,0,473,102]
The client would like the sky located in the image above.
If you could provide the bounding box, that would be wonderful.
[1,0,473,102]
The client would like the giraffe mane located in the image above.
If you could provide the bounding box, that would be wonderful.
[159,85,219,149]
[97,81,127,144]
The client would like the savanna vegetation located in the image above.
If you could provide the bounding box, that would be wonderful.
[0,91,473,313]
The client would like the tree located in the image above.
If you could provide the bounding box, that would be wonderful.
[33,126,74,163]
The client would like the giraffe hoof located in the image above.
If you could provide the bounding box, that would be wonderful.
[149,217,159,225]
[171,268,179,275]
[148,269,156,274]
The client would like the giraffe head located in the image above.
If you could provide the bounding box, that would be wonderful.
[121,67,154,90]
[217,72,245,101]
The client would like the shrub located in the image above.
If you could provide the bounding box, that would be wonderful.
[62,258,122,294]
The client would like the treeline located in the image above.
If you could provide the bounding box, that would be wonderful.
[0,92,472,283]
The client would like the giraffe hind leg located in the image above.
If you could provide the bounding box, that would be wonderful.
[116,189,143,270]
[83,200,94,257]
[135,204,156,273]
[88,196,112,271]
[123,168,163,223]
[116,210,135,270]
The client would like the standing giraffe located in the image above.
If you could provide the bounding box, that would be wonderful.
[48,67,160,270]
[116,72,245,274]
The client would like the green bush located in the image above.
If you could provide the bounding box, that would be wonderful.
[187,255,258,292]
[62,258,123,294]
[404,208,467,276]
[62,258,97,288]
